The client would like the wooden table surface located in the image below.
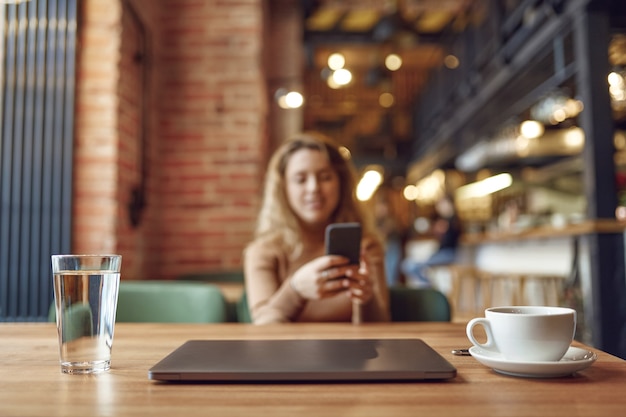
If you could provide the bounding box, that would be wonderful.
[1,322,625,417]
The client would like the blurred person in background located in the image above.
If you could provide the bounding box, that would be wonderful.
[401,194,461,287]
[244,132,390,324]
[374,191,405,287]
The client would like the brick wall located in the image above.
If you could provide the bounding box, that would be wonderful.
[74,0,268,280]
[115,0,152,279]
[73,0,122,257]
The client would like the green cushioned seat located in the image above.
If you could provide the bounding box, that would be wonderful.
[236,287,451,323]
[115,280,228,323]
[53,302,94,342]
[236,291,252,323]
[178,270,244,283]
[389,286,451,322]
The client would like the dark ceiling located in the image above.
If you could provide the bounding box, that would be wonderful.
[300,0,474,175]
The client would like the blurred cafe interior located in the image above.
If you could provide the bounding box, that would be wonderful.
[1,0,626,359]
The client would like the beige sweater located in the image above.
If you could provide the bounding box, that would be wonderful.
[243,232,390,324]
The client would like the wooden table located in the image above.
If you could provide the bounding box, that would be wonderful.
[1,322,625,416]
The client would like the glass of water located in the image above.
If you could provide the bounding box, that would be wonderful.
[51,254,121,374]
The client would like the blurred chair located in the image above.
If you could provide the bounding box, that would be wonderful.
[178,270,244,283]
[389,286,451,322]
[177,270,244,322]
[116,280,228,323]
[236,291,252,323]
[237,287,452,323]
[477,271,525,310]
[49,302,93,341]
[477,270,566,310]
[427,264,480,317]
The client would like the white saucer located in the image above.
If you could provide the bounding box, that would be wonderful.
[469,346,597,378]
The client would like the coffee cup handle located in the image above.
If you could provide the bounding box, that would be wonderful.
[466,318,497,351]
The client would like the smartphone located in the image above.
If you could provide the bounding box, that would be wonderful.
[325,222,362,265]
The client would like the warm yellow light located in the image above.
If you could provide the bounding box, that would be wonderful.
[563,127,584,148]
[338,146,352,160]
[608,71,624,87]
[564,98,583,116]
[412,169,446,203]
[357,170,383,201]
[379,92,394,108]
[277,91,304,109]
[552,108,567,123]
[615,131,626,150]
[328,53,345,70]
[327,76,341,89]
[520,120,544,139]
[403,184,418,201]
[456,173,513,199]
[444,54,460,69]
[610,85,626,101]
[384,54,402,71]
[332,68,352,86]
[285,91,304,108]
[515,136,531,157]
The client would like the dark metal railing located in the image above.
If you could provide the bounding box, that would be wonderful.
[0,0,77,321]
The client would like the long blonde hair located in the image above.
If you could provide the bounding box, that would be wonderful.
[255,132,378,255]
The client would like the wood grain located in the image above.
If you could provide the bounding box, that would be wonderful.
[1,322,625,417]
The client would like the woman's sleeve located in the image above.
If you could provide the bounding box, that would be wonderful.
[243,240,306,324]
[361,236,391,322]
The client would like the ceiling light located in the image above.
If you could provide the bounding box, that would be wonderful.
[379,92,394,108]
[411,170,445,203]
[384,54,402,71]
[456,173,513,200]
[285,91,304,108]
[609,71,626,104]
[443,54,460,69]
[552,108,567,123]
[515,136,531,157]
[328,53,345,70]
[338,146,352,160]
[563,127,584,148]
[531,92,583,124]
[357,169,383,201]
[305,8,342,31]
[520,120,544,139]
[564,98,584,115]
[275,89,304,109]
[608,71,624,87]
[331,69,352,86]
[327,76,341,89]
[614,130,626,150]
[403,184,418,201]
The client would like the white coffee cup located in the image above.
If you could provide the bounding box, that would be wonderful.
[466,306,576,362]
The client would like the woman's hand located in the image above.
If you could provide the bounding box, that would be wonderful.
[344,237,383,305]
[343,259,374,305]
[290,255,361,300]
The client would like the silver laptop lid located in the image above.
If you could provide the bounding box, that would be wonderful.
[148,338,457,382]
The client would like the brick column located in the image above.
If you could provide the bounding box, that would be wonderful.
[73,0,268,280]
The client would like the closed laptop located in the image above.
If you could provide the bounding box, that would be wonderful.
[148,338,457,382]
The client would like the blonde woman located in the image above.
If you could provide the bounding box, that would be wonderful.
[244,132,390,324]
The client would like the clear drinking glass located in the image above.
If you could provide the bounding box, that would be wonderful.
[51,254,122,374]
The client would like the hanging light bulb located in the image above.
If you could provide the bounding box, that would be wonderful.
[384,54,402,71]
[331,68,352,86]
[444,54,460,69]
[327,53,345,70]
[520,120,544,139]
[276,88,304,109]
[379,92,394,108]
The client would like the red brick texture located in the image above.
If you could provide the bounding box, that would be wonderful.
[74,0,267,280]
